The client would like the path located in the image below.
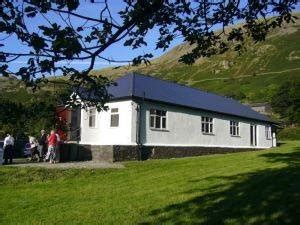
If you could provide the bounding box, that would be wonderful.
[4,158,124,169]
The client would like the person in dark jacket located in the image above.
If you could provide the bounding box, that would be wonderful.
[38,130,47,161]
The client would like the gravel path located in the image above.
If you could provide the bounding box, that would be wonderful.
[5,159,124,169]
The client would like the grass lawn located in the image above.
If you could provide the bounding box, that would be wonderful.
[0,141,300,224]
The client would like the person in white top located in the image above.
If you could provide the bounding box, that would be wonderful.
[3,134,14,164]
[29,136,39,161]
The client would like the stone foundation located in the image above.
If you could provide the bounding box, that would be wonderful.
[141,146,263,160]
[60,143,264,162]
[60,143,92,162]
[113,145,140,161]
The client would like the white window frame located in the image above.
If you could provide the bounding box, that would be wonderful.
[201,116,214,134]
[88,108,97,128]
[265,126,272,140]
[150,109,167,130]
[110,108,119,127]
[230,121,240,136]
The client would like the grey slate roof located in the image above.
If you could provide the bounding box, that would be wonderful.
[107,73,271,123]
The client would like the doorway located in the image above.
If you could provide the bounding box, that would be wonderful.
[250,124,257,146]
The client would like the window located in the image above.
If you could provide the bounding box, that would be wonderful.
[88,108,96,128]
[230,121,240,136]
[150,109,167,130]
[201,116,213,134]
[110,108,119,127]
[265,126,271,139]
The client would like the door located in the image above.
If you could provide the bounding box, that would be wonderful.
[70,107,81,141]
[250,125,257,146]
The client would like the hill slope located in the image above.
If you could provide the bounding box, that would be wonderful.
[96,21,300,103]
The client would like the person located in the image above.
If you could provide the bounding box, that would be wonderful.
[29,136,39,161]
[55,131,61,163]
[3,134,14,164]
[46,130,57,164]
[38,130,47,161]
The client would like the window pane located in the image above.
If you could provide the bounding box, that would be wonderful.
[205,123,209,133]
[91,108,96,114]
[150,116,155,128]
[89,115,95,127]
[111,114,119,127]
[111,108,118,113]
[155,116,161,128]
[209,124,213,133]
[161,111,166,116]
[150,109,155,115]
[162,117,166,129]
[88,108,96,127]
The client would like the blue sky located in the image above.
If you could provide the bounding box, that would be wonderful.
[2,1,299,73]
[2,1,184,73]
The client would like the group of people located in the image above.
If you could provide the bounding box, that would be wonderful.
[2,129,62,165]
[29,129,61,164]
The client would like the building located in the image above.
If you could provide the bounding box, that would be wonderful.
[249,103,272,115]
[67,73,277,161]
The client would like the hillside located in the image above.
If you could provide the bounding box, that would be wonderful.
[95,20,300,103]
[1,18,299,105]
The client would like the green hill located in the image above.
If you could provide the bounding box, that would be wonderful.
[95,20,300,103]
[1,18,299,105]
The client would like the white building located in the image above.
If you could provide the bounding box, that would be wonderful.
[72,73,276,161]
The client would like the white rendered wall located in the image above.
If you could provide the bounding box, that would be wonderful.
[80,100,136,145]
[79,99,274,148]
[138,101,273,148]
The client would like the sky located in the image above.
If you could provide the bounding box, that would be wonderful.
[1,1,300,74]
[2,1,184,73]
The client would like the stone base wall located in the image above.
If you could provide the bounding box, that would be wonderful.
[91,145,114,162]
[113,145,140,161]
[60,143,92,162]
[60,143,264,162]
[59,144,138,162]
[141,146,263,160]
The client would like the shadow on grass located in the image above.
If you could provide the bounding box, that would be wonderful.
[141,147,300,224]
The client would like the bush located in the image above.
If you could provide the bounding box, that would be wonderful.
[271,81,300,125]
[278,126,300,140]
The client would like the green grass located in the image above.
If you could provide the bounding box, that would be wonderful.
[1,141,300,224]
